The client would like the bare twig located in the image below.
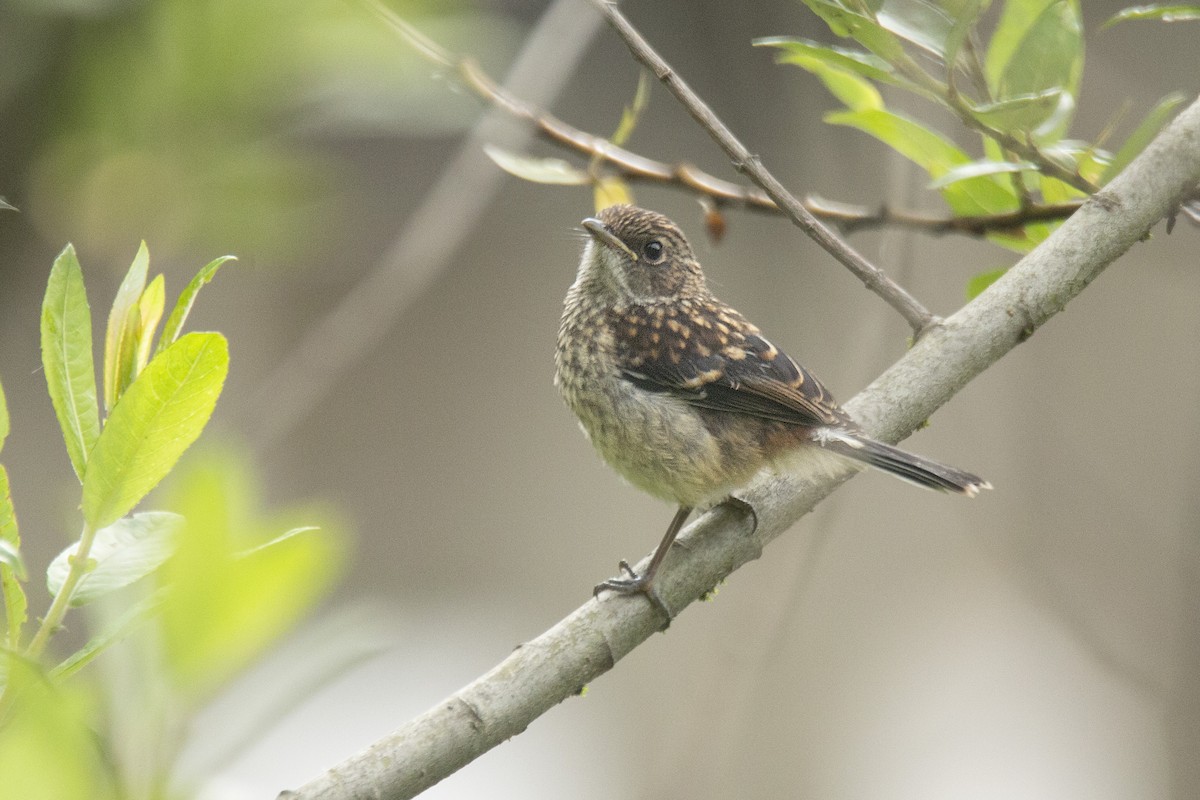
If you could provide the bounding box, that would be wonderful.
[587,0,937,334]
[280,94,1200,800]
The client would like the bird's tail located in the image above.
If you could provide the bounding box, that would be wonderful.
[814,428,991,497]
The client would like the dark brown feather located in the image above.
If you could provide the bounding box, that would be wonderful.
[609,297,850,430]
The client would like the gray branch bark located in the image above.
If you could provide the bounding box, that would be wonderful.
[280,93,1200,800]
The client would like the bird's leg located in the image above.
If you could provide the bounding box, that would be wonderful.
[595,505,693,618]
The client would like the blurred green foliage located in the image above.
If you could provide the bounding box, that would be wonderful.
[1,244,348,798]
[14,0,517,266]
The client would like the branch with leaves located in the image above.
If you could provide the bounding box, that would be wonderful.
[282,0,1200,795]
[0,247,347,793]
[283,90,1200,800]
[379,0,1197,263]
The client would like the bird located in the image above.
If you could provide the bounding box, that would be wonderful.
[554,204,989,607]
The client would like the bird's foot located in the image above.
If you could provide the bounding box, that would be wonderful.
[594,560,671,622]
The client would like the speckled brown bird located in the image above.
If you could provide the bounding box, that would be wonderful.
[555,204,989,604]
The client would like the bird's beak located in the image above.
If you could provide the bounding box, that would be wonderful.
[581,217,637,260]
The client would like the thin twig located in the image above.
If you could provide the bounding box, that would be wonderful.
[386,10,1086,238]
[587,0,937,334]
[806,196,1084,235]
[240,0,603,449]
[280,92,1200,800]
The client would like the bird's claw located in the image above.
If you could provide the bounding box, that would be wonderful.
[594,564,672,623]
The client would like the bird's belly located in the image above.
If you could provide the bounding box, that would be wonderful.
[561,376,749,508]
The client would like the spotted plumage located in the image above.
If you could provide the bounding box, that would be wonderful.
[555,204,989,606]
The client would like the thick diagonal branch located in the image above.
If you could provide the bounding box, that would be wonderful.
[279,87,1200,800]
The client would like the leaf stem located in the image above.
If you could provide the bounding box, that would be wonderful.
[26,521,98,660]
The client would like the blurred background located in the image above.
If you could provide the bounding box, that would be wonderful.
[1,0,1198,798]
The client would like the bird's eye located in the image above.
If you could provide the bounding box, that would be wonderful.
[641,240,665,263]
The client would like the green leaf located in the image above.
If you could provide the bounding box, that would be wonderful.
[756,36,898,88]
[237,525,321,558]
[159,452,346,698]
[1102,4,1200,27]
[968,89,1064,133]
[966,267,1008,299]
[593,175,634,210]
[763,46,884,111]
[0,659,117,800]
[103,241,149,411]
[996,1,1082,101]
[40,245,100,482]
[1101,92,1187,182]
[82,333,228,530]
[944,0,990,70]
[50,589,166,682]
[0,465,26,650]
[875,0,956,57]
[800,0,908,62]
[825,108,1018,214]
[0,540,23,580]
[133,274,165,375]
[610,70,650,148]
[157,255,236,354]
[482,145,590,186]
[929,159,1036,188]
[47,512,183,606]
[985,0,1059,90]
[0,376,9,453]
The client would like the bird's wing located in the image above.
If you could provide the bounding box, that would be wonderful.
[611,302,847,429]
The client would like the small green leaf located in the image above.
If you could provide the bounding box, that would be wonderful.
[159,452,346,698]
[237,526,321,558]
[997,1,1082,102]
[40,245,101,481]
[876,0,956,57]
[594,175,634,210]
[800,0,908,62]
[157,255,236,354]
[0,540,23,580]
[756,36,898,88]
[482,145,589,186]
[1102,4,1200,27]
[0,659,117,800]
[50,589,167,682]
[765,47,883,111]
[968,89,1064,133]
[966,267,1008,300]
[133,274,165,374]
[0,376,8,452]
[0,467,14,551]
[0,465,26,649]
[82,333,228,530]
[104,242,149,411]
[46,512,183,606]
[610,71,650,148]
[929,159,1037,188]
[1101,92,1187,182]
[825,108,1018,215]
[985,0,1059,91]
[945,0,990,71]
